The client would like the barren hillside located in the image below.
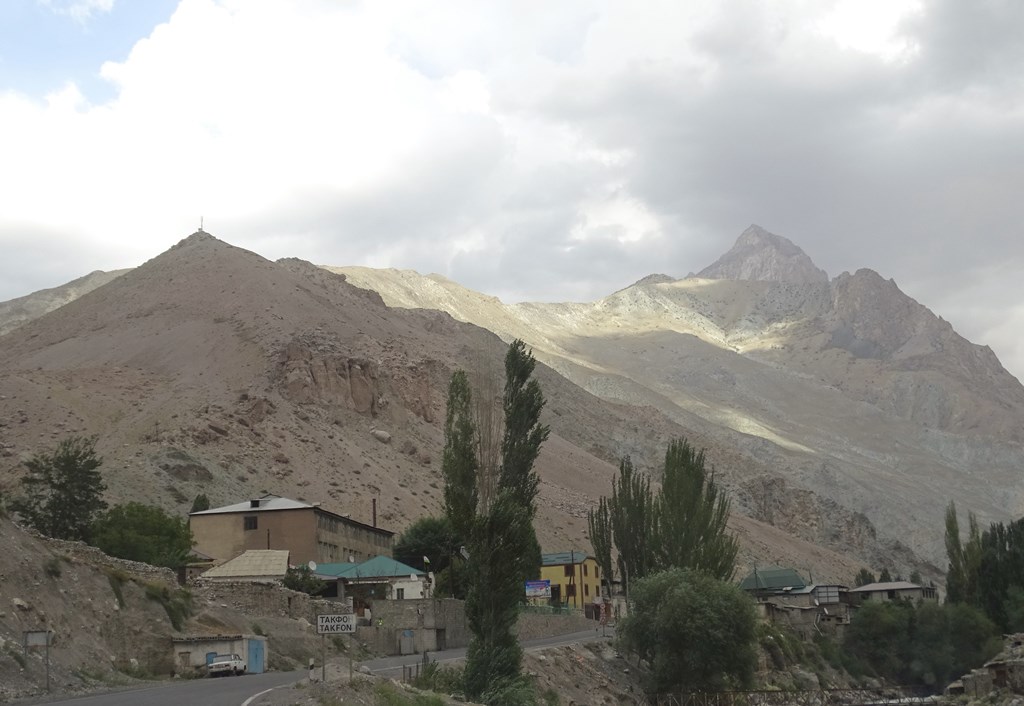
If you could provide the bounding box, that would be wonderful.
[332,226,1024,565]
[0,232,874,584]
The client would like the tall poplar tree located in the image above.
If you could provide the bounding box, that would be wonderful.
[653,439,737,581]
[440,340,549,702]
[442,370,478,541]
[610,457,655,594]
[587,496,614,593]
[945,501,982,606]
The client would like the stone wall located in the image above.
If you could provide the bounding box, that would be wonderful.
[192,579,337,621]
[189,583,598,657]
[515,609,595,642]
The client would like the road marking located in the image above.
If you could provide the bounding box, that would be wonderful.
[241,686,278,706]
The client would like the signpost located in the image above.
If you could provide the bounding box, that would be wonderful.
[525,579,551,601]
[316,614,357,683]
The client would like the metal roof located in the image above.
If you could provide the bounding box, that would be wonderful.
[541,551,592,566]
[738,567,807,591]
[190,494,394,536]
[849,581,922,593]
[201,550,290,579]
[331,555,425,580]
[313,562,357,578]
[190,494,312,515]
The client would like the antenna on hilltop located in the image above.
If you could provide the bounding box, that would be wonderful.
[199,216,204,233]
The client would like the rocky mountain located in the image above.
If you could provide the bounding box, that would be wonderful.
[697,224,829,283]
[0,231,871,584]
[332,226,1024,566]
[0,268,128,337]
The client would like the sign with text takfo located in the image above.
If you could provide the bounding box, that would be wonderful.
[525,579,551,599]
[316,613,356,634]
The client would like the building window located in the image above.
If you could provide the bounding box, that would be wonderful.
[396,588,405,600]
[244,516,258,531]
[595,566,599,578]
[583,564,588,577]
[563,565,573,577]
[566,584,577,597]
[584,583,589,597]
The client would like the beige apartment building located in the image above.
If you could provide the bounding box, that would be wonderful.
[190,494,393,566]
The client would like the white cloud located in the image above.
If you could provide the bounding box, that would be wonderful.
[2,0,1023,379]
[37,0,115,22]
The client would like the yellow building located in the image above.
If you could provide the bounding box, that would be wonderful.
[540,551,602,609]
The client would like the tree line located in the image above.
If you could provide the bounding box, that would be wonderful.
[4,436,195,569]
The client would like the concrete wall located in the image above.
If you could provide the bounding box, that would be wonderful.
[191,508,318,564]
[191,583,598,658]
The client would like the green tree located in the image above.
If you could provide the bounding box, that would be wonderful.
[440,340,550,703]
[394,515,457,574]
[653,439,737,580]
[498,340,549,587]
[189,493,210,513]
[609,457,655,594]
[910,602,954,688]
[844,601,913,681]
[854,568,876,587]
[498,340,549,514]
[11,436,107,541]
[909,569,923,585]
[947,602,1001,678]
[282,566,326,595]
[91,502,194,569]
[463,492,536,699]
[442,370,478,541]
[945,501,981,605]
[618,568,757,693]
[878,567,893,583]
[587,496,614,594]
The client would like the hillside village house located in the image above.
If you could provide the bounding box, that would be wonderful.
[739,567,852,637]
[540,551,602,610]
[848,581,939,604]
[190,494,393,566]
[315,555,429,615]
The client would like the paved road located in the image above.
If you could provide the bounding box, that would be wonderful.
[26,626,613,705]
[23,669,305,706]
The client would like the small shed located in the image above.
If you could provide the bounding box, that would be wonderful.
[170,634,268,675]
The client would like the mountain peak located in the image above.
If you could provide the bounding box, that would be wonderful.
[697,225,828,284]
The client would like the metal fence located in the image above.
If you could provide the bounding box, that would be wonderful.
[652,687,938,706]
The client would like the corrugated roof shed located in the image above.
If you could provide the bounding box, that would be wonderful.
[202,550,290,579]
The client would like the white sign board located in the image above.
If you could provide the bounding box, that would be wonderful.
[316,613,356,634]
[24,630,51,647]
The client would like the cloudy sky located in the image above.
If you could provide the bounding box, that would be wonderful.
[1,0,1022,378]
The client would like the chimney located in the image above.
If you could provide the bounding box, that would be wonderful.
[372,498,377,528]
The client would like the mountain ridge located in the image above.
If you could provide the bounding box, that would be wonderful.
[0,231,883,585]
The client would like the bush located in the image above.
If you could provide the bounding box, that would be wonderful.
[90,502,193,569]
[619,568,757,692]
